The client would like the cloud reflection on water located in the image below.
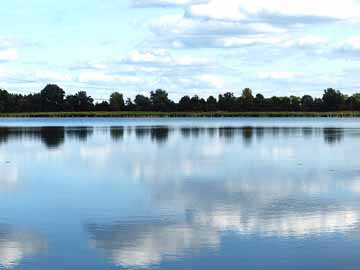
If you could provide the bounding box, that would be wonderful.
[87,221,219,268]
[0,164,18,192]
[0,225,46,268]
[84,126,360,268]
[1,123,360,268]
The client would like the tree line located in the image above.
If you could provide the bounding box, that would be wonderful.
[1,84,360,113]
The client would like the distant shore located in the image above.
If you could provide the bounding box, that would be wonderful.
[1,111,360,118]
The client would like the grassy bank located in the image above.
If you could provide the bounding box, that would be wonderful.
[0,111,360,118]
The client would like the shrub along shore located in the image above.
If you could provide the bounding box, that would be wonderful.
[1,111,360,118]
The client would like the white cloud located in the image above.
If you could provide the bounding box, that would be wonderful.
[125,50,164,64]
[0,37,19,49]
[220,36,284,48]
[34,70,73,82]
[142,1,360,53]
[123,49,214,66]
[257,71,304,81]
[132,0,205,8]
[335,36,360,51]
[149,14,288,49]
[78,71,144,85]
[187,0,360,23]
[287,35,329,49]
[0,67,10,79]
[198,74,224,88]
[0,49,18,62]
[150,15,286,36]
[70,61,108,70]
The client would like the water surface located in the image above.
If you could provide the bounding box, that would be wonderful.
[0,118,360,269]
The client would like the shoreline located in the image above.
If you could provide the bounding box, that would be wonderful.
[0,111,360,118]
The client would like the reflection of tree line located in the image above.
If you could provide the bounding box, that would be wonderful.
[0,127,94,149]
[113,126,349,145]
[0,126,351,148]
[110,127,171,144]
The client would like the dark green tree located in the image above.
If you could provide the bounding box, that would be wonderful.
[190,95,206,111]
[134,94,151,111]
[109,92,125,111]
[178,96,192,111]
[241,88,254,111]
[206,96,218,111]
[345,93,360,111]
[40,84,65,111]
[290,96,301,111]
[314,98,324,111]
[322,88,344,111]
[125,98,136,111]
[218,92,237,111]
[254,93,266,111]
[94,101,110,111]
[301,95,314,111]
[0,89,10,112]
[65,91,94,111]
[150,89,172,112]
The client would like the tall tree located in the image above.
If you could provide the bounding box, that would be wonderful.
[0,89,10,112]
[125,98,136,111]
[150,89,172,112]
[290,96,301,111]
[206,96,218,111]
[40,84,65,112]
[301,95,314,111]
[322,88,344,111]
[218,92,237,111]
[94,101,111,111]
[241,88,254,111]
[178,96,192,111]
[254,93,266,111]
[347,93,360,110]
[65,91,94,111]
[134,94,151,111]
[190,95,206,111]
[109,92,125,111]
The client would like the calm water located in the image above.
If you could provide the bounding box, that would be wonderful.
[0,117,360,270]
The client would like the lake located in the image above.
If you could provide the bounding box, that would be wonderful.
[0,117,360,270]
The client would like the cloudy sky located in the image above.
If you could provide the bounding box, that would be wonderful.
[1,0,360,100]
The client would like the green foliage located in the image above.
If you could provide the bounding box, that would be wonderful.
[322,88,345,111]
[0,84,360,114]
[301,95,314,112]
[241,88,254,110]
[150,89,174,112]
[65,91,94,112]
[109,92,125,111]
[218,92,237,111]
[206,96,217,111]
[40,84,65,111]
[134,94,151,111]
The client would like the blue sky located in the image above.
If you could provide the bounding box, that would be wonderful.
[1,0,360,101]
